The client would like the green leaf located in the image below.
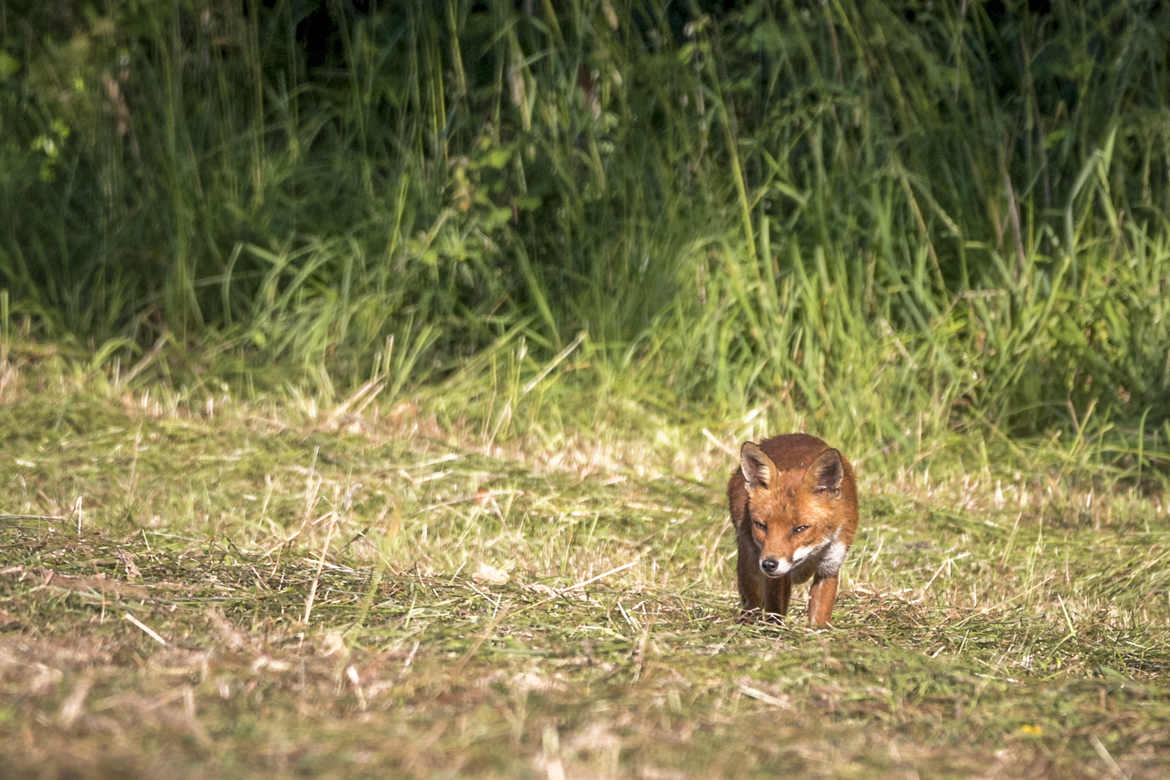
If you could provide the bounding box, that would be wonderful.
[0,51,19,80]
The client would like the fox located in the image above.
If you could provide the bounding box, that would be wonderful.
[727,433,858,626]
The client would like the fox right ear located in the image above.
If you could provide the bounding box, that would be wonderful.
[806,448,845,496]
[740,442,774,490]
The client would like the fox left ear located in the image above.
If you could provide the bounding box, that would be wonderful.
[740,442,775,491]
[806,449,844,496]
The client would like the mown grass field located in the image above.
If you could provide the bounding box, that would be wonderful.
[2,354,1167,778]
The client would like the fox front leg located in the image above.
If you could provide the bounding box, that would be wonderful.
[807,573,839,626]
[763,575,791,617]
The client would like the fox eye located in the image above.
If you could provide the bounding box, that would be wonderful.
[791,525,810,536]
[753,520,767,531]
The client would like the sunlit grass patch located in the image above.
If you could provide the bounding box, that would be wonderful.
[1,372,1168,777]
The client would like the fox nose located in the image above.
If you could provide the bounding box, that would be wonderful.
[760,557,780,575]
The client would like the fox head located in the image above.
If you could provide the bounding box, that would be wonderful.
[739,441,848,579]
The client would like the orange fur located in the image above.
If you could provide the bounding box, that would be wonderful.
[727,434,859,626]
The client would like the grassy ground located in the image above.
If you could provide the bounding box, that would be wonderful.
[2,354,1167,778]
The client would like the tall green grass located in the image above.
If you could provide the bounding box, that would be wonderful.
[1,0,1168,471]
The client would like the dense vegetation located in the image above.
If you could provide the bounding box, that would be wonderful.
[3,0,1168,467]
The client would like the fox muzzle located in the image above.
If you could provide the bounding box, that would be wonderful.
[759,556,789,577]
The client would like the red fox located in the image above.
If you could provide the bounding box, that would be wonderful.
[727,434,858,626]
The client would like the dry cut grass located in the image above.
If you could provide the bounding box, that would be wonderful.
[1,360,1168,777]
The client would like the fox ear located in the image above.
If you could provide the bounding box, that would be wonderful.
[740,442,775,491]
[806,449,844,496]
